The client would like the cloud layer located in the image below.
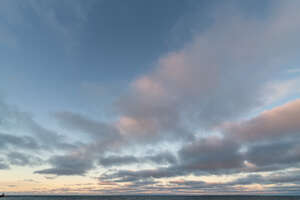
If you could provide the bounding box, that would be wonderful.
[1,0,300,195]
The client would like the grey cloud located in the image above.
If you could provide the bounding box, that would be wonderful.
[0,159,9,170]
[99,132,300,182]
[54,111,127,159]
[35,153,94,176]
[99,170,300,194]
[0,97,76,151]
[268,170,300,184]
[178,137,244,172]
[113,179,160,193]
[6,151,42,166]
[128,179,158,187]
[32,111,126,176]
[39,109,180,176]
[145,151,177,165]
[166,171,300,193]
[225,174,264,186]
[245,138,300,169]
[0,96,83,174]
[231,171,300,186]
[169,180,207,187]
[99,151,177,167]
[214,170,300,187]
[100,167,181,183]
[215,99,300,172]
[99,155,138,167]
[54,111,121,141]
[27,118,77,150]
[0,132,39,150]
[266,185,300,195]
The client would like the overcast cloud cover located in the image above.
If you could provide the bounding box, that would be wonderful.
[0,0,300,195]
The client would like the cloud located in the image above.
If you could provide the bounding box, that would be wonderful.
[6,151,42,166]
[145,151,177,165]
[0,132,39,150]
[100,167,183,183]
[178,136,244,172]
[215,170,300,186]
[35,111,125,176]
[265,78,300,104]
[245,139,300,170]
[0,97,78,170]
[0,159,9,170]
[2,1,300,195]
[99,151,177,167]
[224,99,300,142]
[34,111,126,176]
[116,0,300,143]
[0,97,75,150]
[218,99,300,172]
[99,106,300,181]
[35,153,94,176]
[99,137,243,182]
[54,111,121,142]
[99,169,300,194]
[54,111,124,154]
[99,155,138,167]
[49,1,300,182]
[166,170,300,193]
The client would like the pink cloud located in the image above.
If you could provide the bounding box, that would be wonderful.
[224,99,300,142]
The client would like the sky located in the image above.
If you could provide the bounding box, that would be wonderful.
[0,0,300,195]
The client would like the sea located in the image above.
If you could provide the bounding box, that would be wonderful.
[2,196,300,200]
